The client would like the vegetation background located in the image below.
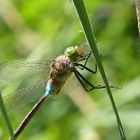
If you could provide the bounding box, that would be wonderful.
[0,0,140,140]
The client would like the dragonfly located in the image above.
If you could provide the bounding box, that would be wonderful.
[0,44,122,140]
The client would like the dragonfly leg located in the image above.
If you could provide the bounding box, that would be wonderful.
[81,51,103,69]
[74,70,119,92]
[74,51,92,65]
[74,51,97,73]
[75,63,97,74]
[81,51,92,68]
[74,70,98,92]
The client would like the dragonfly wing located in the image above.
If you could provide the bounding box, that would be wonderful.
[2,78,48,113]
[52,73,85,99]
[64,74,85,94]
[0,59,51,82]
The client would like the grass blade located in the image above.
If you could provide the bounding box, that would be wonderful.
[0,91,15,140]
[72,0,126,139]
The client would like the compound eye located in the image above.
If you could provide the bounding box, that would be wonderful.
[65,47,75,54]
[65,47,78,60]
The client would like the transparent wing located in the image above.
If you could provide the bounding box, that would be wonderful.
[0,59,84,113]
[53,73,85,99]
[0,59,51,82]
[2,78,48,113]
[1,73,83,113]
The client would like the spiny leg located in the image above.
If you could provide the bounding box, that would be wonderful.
[75,63,97,74]
[74,70,105,92]
[74,51,97,73]
[74,70,90,92]
[74,51,92,67]
[74,70,120,92]
[74,51,102,70]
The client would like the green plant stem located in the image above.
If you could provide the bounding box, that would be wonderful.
[0,92,15,140]
[72,0,126,140]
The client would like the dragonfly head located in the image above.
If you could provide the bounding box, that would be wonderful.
[65,45,84,61]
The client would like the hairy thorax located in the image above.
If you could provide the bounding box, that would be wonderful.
[48,55,73,90]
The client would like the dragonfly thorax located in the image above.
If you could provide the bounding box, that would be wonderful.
[51,55,73,73]
[48,55,73,94]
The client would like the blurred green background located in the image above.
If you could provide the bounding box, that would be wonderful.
[0,0,140,140]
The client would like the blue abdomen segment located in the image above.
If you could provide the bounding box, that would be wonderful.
[44,82,53,97]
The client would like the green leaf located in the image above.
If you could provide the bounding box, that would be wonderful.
[72,0,127,140]
[0,92,15,140]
